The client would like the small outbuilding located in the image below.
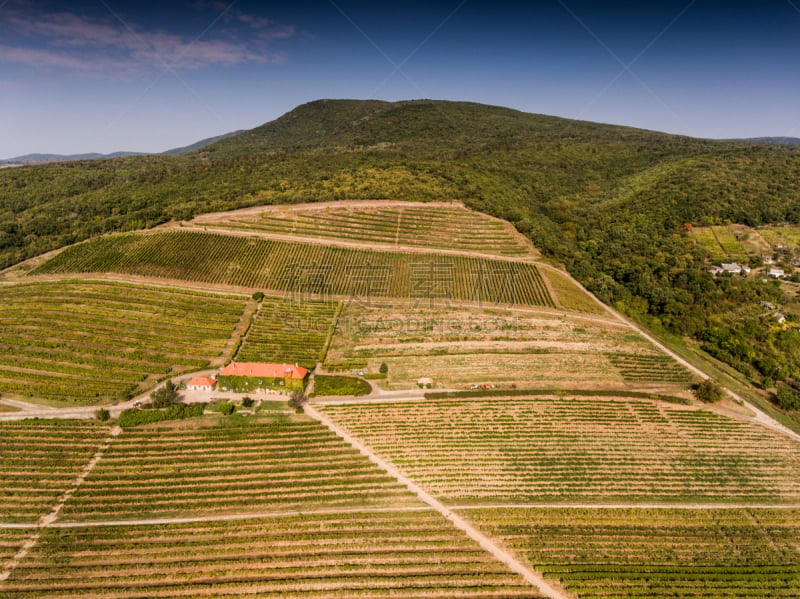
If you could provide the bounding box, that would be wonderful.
[186,376,217,391]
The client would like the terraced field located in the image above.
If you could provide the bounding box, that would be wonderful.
[464,507,800,598]
[326,301,693,391]
[2,511,539,598]
[197,202,537,258]
[32,231,555,307]
[236,297,340,368]
[0,420,109,523]
[320,397,800,504]
[0,280,246,402]
[59,413,422,522]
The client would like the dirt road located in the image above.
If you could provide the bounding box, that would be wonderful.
[303,402,570,599]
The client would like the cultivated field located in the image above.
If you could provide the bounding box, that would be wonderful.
[325,301,693,391]
[2,510,540,598]
[691,225,747,261]
[0,280,246,402]
[539,268,604,314]
[464,507,800,598]
[0,420,109,523]
[33,231,555,307]
[236,297,340,368]
[59,413,422,522]
[195,202,538,258]
[320,397,800,504]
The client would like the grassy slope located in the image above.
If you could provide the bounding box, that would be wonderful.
[3,98,800,422]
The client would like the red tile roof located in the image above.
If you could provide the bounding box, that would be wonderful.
[219,362,308,379]
[187,376,216,388]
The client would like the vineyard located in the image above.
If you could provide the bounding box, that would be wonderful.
[539,268,604,314]
[236,297,340,368]
[1,510,539,598]
[197,202,537,258]
[0,420,108,523]
[58,413,422,522]
[326,301,692,391]
[464,507,800,598]
[320,396,800,504]
[32,230,555,307]
[0,280,247,402]
[605,352,694,384]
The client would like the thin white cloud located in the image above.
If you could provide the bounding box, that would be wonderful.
[0,4,293,76]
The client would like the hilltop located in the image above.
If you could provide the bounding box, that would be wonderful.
[2,99,800,423]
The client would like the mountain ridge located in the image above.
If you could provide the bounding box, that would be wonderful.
[0,130,242,164]
[1,98,799,425]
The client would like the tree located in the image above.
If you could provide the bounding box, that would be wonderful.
[252,291,265,301]
[94,408,110,421]
[379,362,388,374]
[216,400,236,415]
[151,379,178,408]
[241,396,254,408]
[775,383,800,411]
[694,378,725,403]
[288,390,307,410]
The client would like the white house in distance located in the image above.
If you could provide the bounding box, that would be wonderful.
[710,263,751,276]
[768,268,786,278]
[186,376,217,391]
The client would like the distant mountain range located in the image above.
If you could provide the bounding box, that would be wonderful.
[740,137,800,146]
[0,131,242,165]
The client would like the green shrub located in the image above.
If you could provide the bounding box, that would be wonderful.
[94,408,110,421]
[312,375,371,397]
[241,397,254,408]
[252,291,265,301]
[379,362,388,374]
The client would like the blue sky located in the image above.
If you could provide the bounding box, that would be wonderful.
[1,0,800,158]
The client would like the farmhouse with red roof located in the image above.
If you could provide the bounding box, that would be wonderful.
[217,362,309,392]
[186,376,216,392]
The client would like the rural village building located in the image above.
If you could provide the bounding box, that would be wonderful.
[186,376,217,391]
[720,263,749,275]
[768,268,786,278]
[710,263,750,276]
[218,362,309,392]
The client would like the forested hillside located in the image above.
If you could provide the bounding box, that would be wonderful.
[3,99,800,413]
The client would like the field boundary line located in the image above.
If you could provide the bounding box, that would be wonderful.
[4,501,797,532]
[304,403,570,599]
[454,503,800,510]
[0,425,121,584]
[0,506,434,530]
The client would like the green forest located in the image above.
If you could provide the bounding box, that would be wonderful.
[3,99,800,414]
